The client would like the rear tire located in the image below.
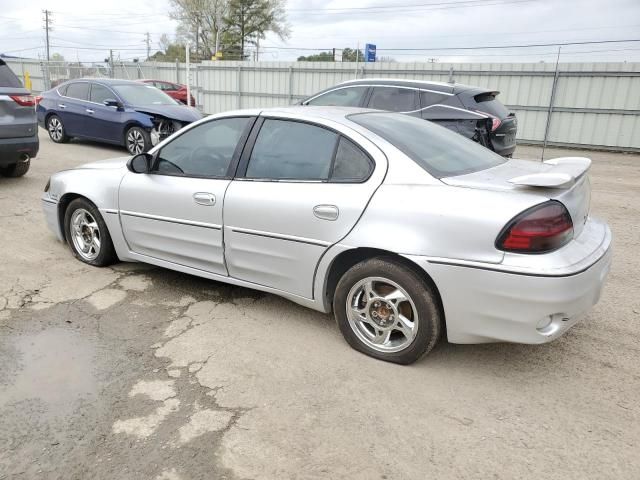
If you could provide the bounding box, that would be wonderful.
[64,198,117,267]
[47,114,69,143]
[333,257,442,365]
[0,158,30,177]
[125,126,151,155]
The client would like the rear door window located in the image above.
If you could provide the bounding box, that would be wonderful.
[367,87,417,112]
[65,82,89,101]
[331,137,373,182]
[306,87,368,107]
[246,119,338,181]
[0,61,22,88]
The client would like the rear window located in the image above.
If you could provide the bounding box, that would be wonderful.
[472,91,510,118]
[0,61,22,88]
[349,112,505,178]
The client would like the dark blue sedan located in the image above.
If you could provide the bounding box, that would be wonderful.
[37,78,203,154]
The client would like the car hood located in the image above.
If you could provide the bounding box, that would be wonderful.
[129,104,202,123]
[77,157,130,170]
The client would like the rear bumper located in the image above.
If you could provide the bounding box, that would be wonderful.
[0,133,39,165]
[409,219,613,344]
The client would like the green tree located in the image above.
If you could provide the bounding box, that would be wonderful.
[297,48,365,62]
[149,35,188,62]
[223,0,289,60]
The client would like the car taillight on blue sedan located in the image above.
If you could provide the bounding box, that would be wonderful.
[497,201,574,253]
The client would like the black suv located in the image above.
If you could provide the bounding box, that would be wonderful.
[301,78,517,157]
[0,59,38,177]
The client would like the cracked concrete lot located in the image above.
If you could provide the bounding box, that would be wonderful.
[1,135,639,480]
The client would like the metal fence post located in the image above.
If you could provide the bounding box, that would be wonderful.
[176,59,180,83]
[288,65,293,103]
[542,46,562,160]
[237,65,242,109]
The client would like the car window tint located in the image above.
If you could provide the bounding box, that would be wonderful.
[0,61,22,88]
[349,112,505,178]
[368,87,416,112]
[90,84,113,104]
[246,119,338,181]
[65,82,89,100]
[306,87,367,107]
[331,137,372,182]
[155,117,250,177]
[420,90,448,107]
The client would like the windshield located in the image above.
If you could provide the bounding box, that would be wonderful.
[112,84,178,105]
[349,112,505,178]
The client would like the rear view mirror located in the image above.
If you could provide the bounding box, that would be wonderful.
[127,152,153,174]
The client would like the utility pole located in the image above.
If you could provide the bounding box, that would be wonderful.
[109,49,114,78]
[145,32,151,61]
[42,10,52,62]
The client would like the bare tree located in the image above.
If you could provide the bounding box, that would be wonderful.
[169,0,230,60]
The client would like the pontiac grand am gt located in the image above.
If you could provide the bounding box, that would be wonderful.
[41,107,611,364]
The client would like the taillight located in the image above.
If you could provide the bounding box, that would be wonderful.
[496,201,573,254]
[10,95,36,107]
[475,110,501,131]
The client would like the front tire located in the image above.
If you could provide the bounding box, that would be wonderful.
[333,257,442,365]
[125,126,151,155]
[47,114,69,143]
[64,198,117,267]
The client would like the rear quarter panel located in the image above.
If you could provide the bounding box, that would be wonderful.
[340,183,549,264]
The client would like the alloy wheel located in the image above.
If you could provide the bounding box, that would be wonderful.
[48,117,63,141]
[346,276,419,353]
[70,208,101,261]
[127,129,145,154]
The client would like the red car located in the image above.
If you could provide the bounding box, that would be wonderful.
[141,79,196,106]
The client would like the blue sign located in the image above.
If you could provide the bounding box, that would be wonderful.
[365,43,376,62]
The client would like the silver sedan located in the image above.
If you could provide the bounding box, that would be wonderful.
[42,107,612,364]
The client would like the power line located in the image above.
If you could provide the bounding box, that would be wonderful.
[375,38,640,51]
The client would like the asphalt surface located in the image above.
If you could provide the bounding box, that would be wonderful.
[1,133,639,480]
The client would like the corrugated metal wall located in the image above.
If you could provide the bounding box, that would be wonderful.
[5,58,639,151]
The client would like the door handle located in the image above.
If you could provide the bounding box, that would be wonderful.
[86,108,94,114]
[193,192,216,206]
[58,104,66,109]
[313,204,339,221]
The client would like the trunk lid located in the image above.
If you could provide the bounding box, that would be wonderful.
[442,157,592,237]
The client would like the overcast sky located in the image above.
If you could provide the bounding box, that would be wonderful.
[1,0,639,63]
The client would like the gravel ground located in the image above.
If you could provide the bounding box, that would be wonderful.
[0,134,638,480]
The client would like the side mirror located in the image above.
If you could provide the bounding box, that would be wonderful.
[104,98,123,110]
[127,152,153,174]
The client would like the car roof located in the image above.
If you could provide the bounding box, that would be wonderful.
[216,106,393,125]
[331,78,481,95]
[66,78,146,87]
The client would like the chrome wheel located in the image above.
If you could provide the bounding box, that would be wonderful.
[70,209,101,261]
[346,277,419,353]
[127,129,145,154]
[48,117,63,141]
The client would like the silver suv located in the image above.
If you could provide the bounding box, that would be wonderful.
[0,59,38,177]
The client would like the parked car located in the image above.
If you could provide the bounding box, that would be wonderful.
[141,79,196,106]
[0,59,38,177]
[37,78,202,155]
[301,79,517,157]
[42,107,611,364]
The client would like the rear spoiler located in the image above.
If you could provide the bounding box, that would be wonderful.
[508,157,591,189]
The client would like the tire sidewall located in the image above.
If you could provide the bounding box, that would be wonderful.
[64,198,116,267]
[333,257,442,365]
[125,126,151,155]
